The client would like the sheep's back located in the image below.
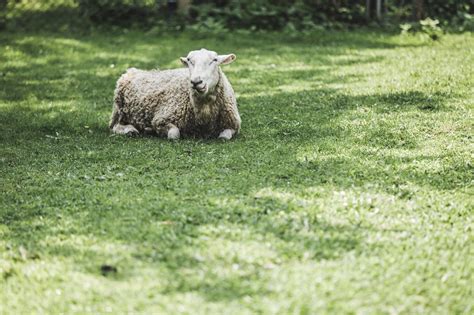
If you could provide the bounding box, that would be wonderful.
[117,68,190,129]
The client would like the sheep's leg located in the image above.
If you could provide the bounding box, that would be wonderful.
[167,125,180,140]
[112,123,139,136]
[152,115,180,140]
[218,105,240,140]
[218,129,236,140]
[152,120,180,139]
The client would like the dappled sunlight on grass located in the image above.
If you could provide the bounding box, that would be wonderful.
[1,29,473,313]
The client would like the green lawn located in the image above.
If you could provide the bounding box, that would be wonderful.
[0,29,473,314]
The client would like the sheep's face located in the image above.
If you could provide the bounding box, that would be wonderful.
[180,49,236,97]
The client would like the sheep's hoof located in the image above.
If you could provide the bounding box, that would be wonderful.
[218,129,233,140]
[167,127,180,140]
[126,129,139,137]
[112,124,139,137]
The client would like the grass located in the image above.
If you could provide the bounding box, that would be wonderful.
[0,28,473,314]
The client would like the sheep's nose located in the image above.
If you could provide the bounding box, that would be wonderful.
[191,78,203,86]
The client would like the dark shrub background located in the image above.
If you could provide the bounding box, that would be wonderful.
[2,0,473,31]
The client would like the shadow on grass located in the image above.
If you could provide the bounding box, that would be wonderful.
[1,186,366,302]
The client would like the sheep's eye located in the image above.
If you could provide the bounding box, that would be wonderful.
[213,58,218,62]
[187,58,193,65]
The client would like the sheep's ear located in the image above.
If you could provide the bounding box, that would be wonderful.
[180,57,188,66]
[218,54,236,65]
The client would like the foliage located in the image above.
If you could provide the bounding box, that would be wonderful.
[1,29,473,313]
[76,0,164,26]
[419,17,443,40]
[189,0,472,31]
[1,0,472,31]
[400,17,443,41]
[424,0,472,23]
[451,11,474,32]
[189,0,367,31]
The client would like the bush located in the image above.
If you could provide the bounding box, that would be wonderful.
[189,0,472,31]
[425,0,471,22]
[400,17,443,41]
[189,0,368,31]
[1,0,472,32]
[76,0,164,26]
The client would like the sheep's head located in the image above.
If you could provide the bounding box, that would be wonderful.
[180,48,236,97]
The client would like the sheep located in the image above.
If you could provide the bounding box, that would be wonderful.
[109,48,241,140]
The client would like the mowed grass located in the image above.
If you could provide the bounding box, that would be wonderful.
[0,29,473,314]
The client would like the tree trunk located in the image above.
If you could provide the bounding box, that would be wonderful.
[413,0,424,20]
[0,0,7,30]
[366,0,383,21]
[366,0,371,20]
[376,0,382,20]
[177,0,191,14]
